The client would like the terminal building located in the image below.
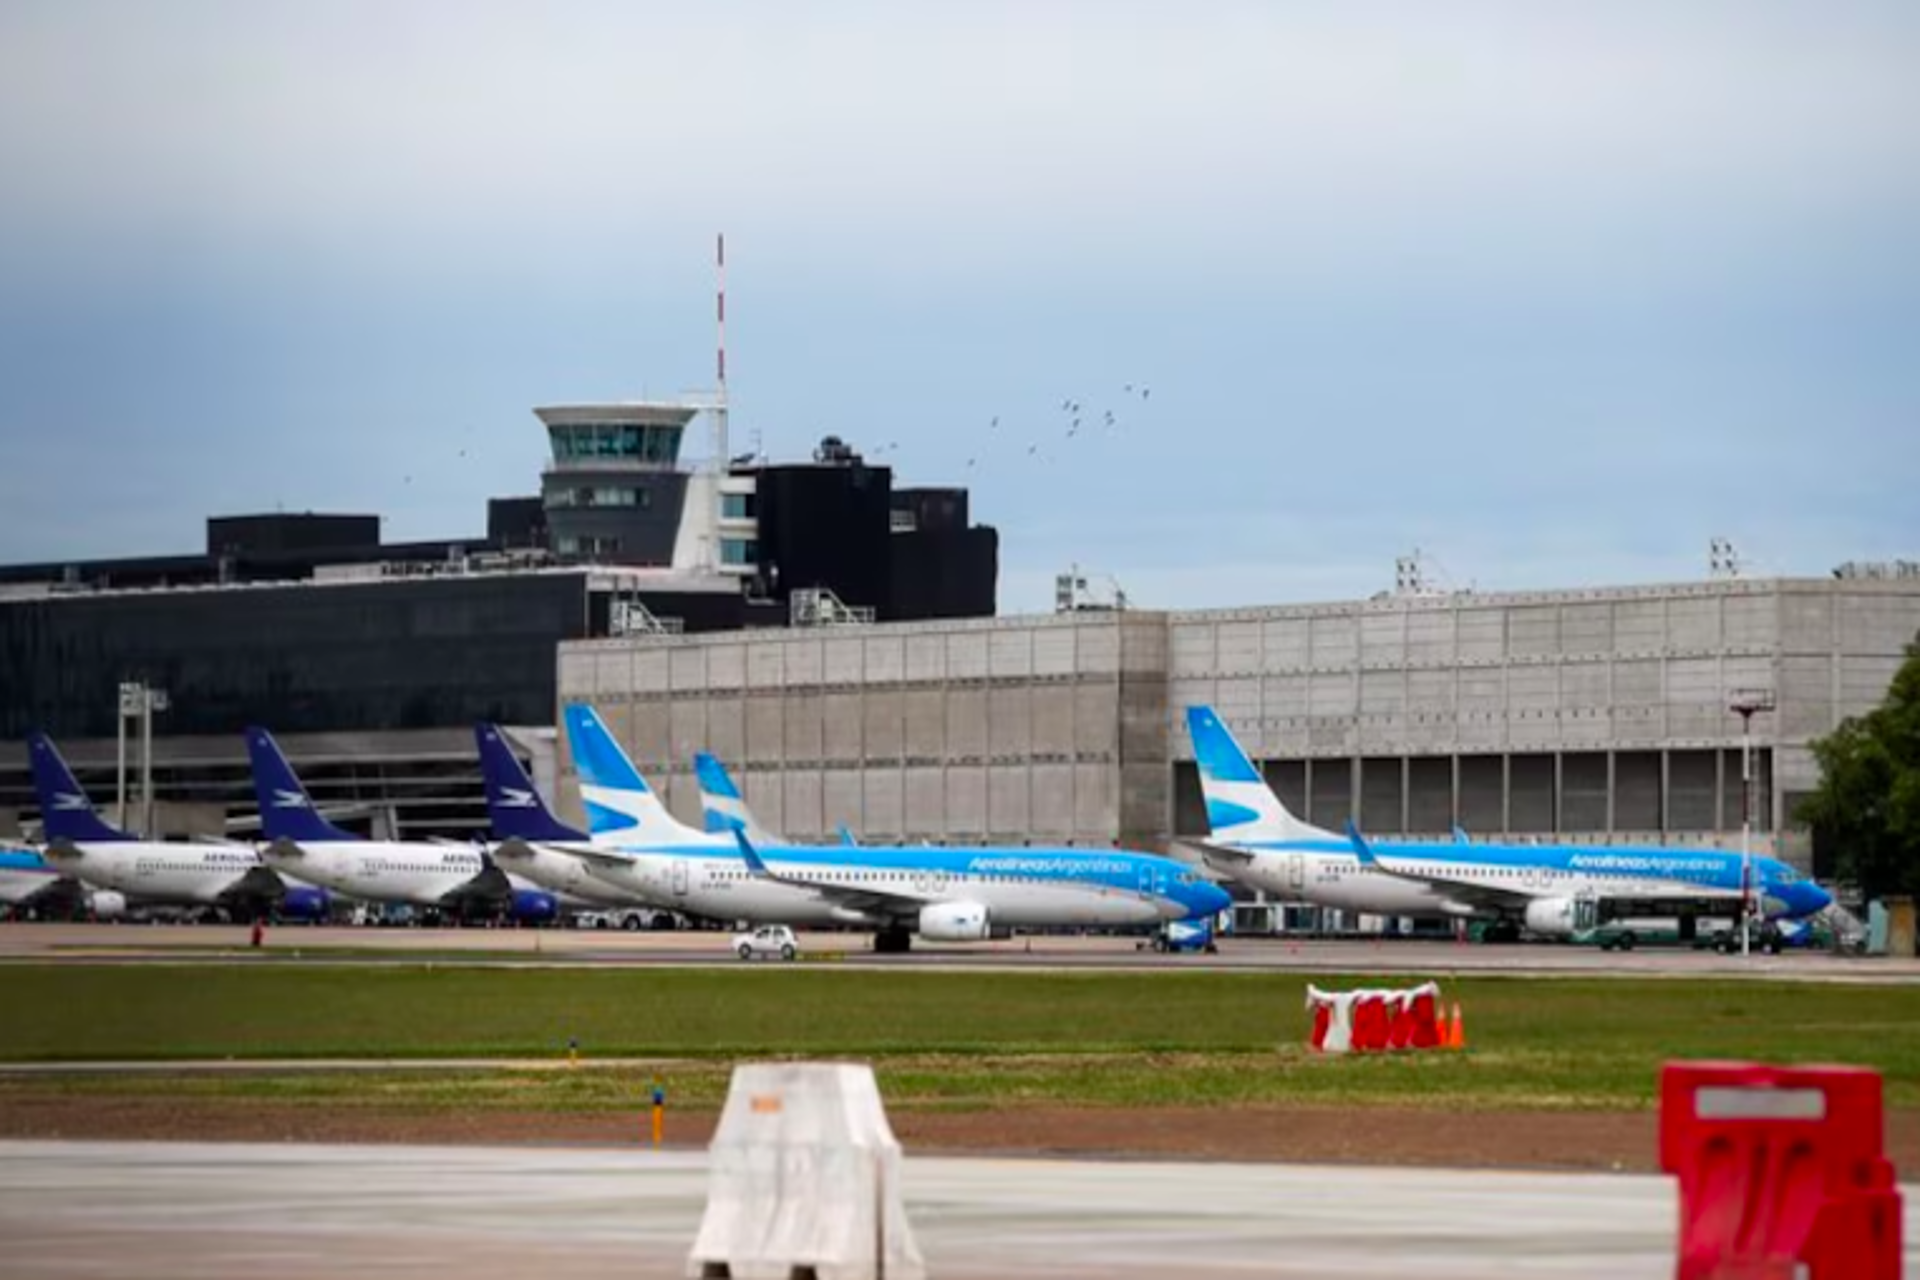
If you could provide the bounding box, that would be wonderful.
[0,400,997,839]
[551,571,1920,895]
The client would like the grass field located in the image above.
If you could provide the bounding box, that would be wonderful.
[4,965,1917,1113]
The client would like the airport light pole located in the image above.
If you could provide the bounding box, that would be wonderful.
[115,680,170,838]
[1728,689,1777,957]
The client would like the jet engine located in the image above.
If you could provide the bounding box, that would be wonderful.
[508,888,559,924]
[917,901,990,942]
[87,890,127,920]
[279,886,332,921]
[1522,896,1583,937]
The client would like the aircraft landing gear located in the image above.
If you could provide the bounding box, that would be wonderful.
[874,928,913,955]
[1482,921,1522,944]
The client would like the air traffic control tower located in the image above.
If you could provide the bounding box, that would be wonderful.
[535,401,756,577]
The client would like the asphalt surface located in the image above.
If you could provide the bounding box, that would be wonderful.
[18,1138,1908,1280]
[4,921,1915,980]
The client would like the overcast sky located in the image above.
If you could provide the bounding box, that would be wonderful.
[1,1,1914,610]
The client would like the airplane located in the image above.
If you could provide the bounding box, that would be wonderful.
[27,731,326,920]
[553,703,1232,952]
[244,726,558,925]
[0,843,119,919]
[1182,705,1832,943]
[473,721,667,913]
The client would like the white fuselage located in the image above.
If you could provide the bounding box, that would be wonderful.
[261,841,491,908]
[489,843,642,909]
[41,841,269,906]
[574,849,1170,929]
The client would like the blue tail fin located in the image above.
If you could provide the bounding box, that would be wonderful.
[244,727,358,843]
[475,723,585,842]
[28,732,134,843]
[562,704,701,843]
[694,750,782,845]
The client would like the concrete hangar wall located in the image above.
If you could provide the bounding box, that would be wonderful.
[554,576,1920,868]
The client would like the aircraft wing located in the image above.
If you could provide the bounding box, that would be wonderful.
[731,832,927,923]
[501,837,634,873]
[1174,839,1259,868]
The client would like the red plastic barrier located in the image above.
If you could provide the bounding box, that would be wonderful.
[1386,993,1414,1051]
[1309,999,1331,1051]
[1351,993,1388,1053]
[1660,1061,1902,1280]
[1408,986,1440,1050]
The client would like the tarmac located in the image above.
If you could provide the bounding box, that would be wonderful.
[6,922,1916,980]
[16,1138,1907,1280]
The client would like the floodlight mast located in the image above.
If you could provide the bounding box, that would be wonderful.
[1728,688,1777,958]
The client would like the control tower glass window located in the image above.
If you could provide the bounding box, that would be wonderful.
[548,423,684,464]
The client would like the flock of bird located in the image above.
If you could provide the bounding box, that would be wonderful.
[966,382,1152,470]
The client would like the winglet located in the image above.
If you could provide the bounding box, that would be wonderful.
[245,726,358,844]
[838,824,859,848]
[1344,818,1379,866]
[732,829,770,877]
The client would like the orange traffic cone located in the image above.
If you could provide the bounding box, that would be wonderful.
[1447,1002,1466,1051]
[1433,1005,1451,1049]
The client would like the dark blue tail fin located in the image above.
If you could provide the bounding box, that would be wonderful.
[244,726,357,843]
[475,723,585,842]
[28,732,134,843]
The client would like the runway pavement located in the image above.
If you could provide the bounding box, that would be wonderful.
[3,921,1915,980]
[13,1138,1900,1280]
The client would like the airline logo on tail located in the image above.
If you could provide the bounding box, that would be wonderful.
[496,788,538,810]
[52,793,90,812]
[271,790,310,810]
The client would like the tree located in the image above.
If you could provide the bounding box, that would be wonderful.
[1801,634,1920,899]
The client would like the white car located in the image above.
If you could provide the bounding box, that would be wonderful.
[734,924,799,961]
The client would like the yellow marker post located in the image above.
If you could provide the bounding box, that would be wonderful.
[651,1078,665,1147]
[568,1037,579,1068]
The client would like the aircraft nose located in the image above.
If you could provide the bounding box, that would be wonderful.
[1194,881,1233,918]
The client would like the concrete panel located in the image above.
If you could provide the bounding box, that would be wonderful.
[627,704,671,770]
[946,689,987,760]
[989,628,1034,679]
[1507,607,1558,659]
[1169,678,1218,727]
[988,765,1029,835]
[595,648,634,694]
[1840,657,1903,717]
[1309,615,1358,668]
[1614,659,1661,707]
[1458,754,1502,835]
[1262,673,1308,720]
[703,641,746,690]
[1215,675,1260,721]
[782,693,823,763]
[1720,747,1773,832]
[664,774,702,828]
[1360,612,1403,667]
[1406,609,1454,665]
[636,648,675,695]
[557,650,596,698]
[1666,657,1721,705]
[989,686,1033,758]
[821,692,863,762]
[1458,669,1503,711]
[1118,760,1169,849]
[1217,621,1262,673]
[1723,594,1776,650]
[1509,753,1554,832]
[820,769,861,836]
[903,767,944,836]
[862,691,904,760]
[863,633,904,685]
[666,699,707,764]
[1615,750,1660,831]
[1456,609,1505,663]
[1074,762,1115,837]
[1561,752,1608,832]
[704,697,746,764]
[947,631,989,680]
[1508,705,1559,748]
[1723,655,1772,697]
[1779,656,1833,739]
[862,768,902,837]
[1075,622,1119,675]
[1031,763,1074,836]
[1613,600,1665,655]
[1307,758,1353,827]
[782,770,823,837]
[1171,760,1205,837]
[1360,672,1405,716]
[1032,626,1076,678]
[1118,615,1168,674]
[903,690,945,760]
[1507,666,1556,712]
[1359,756,1404,833]
[1171,621,1217,676]
[784,637,823,688]
[1308,718,1357,754]
[1309,673,1355,717]
[1558,708,1612,747]
[1841,596,1920,654]
[822,636,864,686]
[1408,669,1454,717]
[1031,684,1075,757]
[1262,617,1310,670]
[744,696,783,764]
[1457,713,1505,749]
[1667,597,1720,651]
[1668,749,1716,831]
[746,639,783,690]
[1559,661,1607,709]
[743,769,784,835]
[1777,590,1832,654]
[1559,603,1611,656]
[669,646,706,693]
[1074,683,1118,757]
[1265,759,1308,819]
[1407,755,1452,831]
[904,632,946,682]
